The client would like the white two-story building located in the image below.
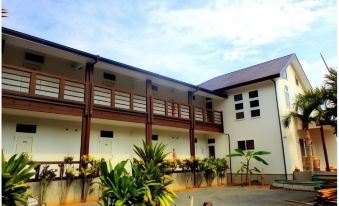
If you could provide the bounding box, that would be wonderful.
[1,27,337,203]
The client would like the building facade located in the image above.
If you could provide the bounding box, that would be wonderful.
[2,27,337,188]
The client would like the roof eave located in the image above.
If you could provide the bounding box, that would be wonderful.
[215,74,281,92]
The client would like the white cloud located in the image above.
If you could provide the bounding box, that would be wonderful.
[2,0,336,85]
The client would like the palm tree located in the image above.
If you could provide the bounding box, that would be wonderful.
[283,91,322,171]
[227,149,270,185]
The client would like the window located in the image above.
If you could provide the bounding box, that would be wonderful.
[152,135,158,141]
[236,112,244,119]
[250,100,259,108]
[100,130,114,138]
[295,76,299,86]
[16,124,37,133]
[238,140,255,150]
[246,140,255,150]
[235,103,243,110]
[103,73,116,81]
[251,109,260,117]
[284,85,290,108]
[234,94,244,119]
[152,85,158,91]
[234,94,243,101]
[25,52,44,64]
[249,90,258,98]
[238,141,246,150]
[208,138,215,144]
[249,90,260,118]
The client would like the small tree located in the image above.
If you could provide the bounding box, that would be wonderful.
[227,149,270,185]
[283,91,320,171]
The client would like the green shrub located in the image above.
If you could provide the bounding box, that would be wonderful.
[2,151,39,206]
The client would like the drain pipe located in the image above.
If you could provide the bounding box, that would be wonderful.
[224,133,232,183]
[272,79,288,180]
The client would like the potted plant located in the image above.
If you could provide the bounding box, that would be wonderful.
[60,156,78,204]
[200,158,216,187]
[39,165,57,206]
[80,155,98,202]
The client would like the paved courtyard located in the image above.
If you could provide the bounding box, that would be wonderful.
[174,186,314,206]
[81,186,314,206]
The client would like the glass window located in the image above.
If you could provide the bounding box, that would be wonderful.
[235,103,244,110]
[238,141,246,150]
[152,135,158,141]
[236,112,244,119]
[246,140,255,150]
[250,100,259,107]
[249,90,258,98]
[100,130,114,138]
[295,77,299,86]
[16,124,37,133]
[208,138,215,144]
[284,85,290,108]
[234,94,243,101]
[251,109,260,117]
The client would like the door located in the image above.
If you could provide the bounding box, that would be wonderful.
[16,136,33,154]
[100,138,112,160]
[206,98,213,122]
[209,146,215,158]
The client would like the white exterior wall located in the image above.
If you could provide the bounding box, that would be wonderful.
[215,80,286,174]
[275,64,306,173]
[3,44,85,80]
[2,114,82,161]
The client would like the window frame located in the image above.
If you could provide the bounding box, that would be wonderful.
[237,139,255,151]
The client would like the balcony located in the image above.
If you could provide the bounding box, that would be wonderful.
[2,64,223,132]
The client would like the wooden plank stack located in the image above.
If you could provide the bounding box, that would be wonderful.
[314,188,337,205]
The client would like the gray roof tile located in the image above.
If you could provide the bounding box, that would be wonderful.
[199,54,295,91]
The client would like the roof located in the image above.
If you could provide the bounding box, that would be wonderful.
[2,27,226,98]
[199,54,295,91]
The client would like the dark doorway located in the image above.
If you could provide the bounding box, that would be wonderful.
[209,146,215,158]
[206,98,213,122]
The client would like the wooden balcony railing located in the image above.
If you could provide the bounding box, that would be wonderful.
[3,65,223,125]
[153,98,190,119]
[2,64,85,103]
[194,107,223,124]
[93,85,147,112]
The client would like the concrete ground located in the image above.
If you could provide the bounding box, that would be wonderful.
[174,186,314,206]
[81,186,314,206]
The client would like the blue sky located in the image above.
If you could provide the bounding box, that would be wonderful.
[2,0,337,87]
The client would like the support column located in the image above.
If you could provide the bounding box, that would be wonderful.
[146,79,153,144]
[320,126,330,171]
[188,91,195,157]
[80,63,94,159]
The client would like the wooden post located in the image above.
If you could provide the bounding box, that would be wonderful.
[320,126,330,171]
[188,92,195,158]
[59,79,65,100]
[145,79,153,144]
[130,93,134,111]
[80,63,94,160]
[111,88,115,108]
[178,104,182,118]
[165,99,168,116]
[29,72,36,95]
